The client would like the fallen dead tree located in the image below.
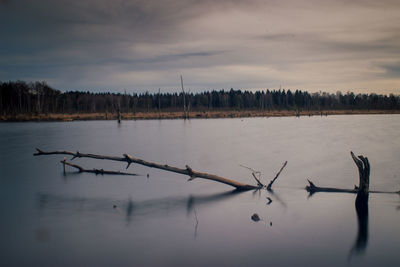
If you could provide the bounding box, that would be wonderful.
[34,148,286,190]
[306,152,399,196]
[60,160,138,176]
[304,151,398,257]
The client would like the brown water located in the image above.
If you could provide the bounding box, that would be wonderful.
[1,115,400,266]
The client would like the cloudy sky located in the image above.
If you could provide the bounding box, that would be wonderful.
[1,0,400,94]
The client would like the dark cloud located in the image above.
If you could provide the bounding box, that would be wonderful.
[258,33,296,41]
[1,0,400,92]
[381,62,400,78]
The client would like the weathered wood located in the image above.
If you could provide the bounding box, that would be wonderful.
[306,179,357,194]
[307,178,399,194]
[239,161,287,190]
[60,160,138,176]
[306,152,399,195]
[267,161,288,190]
[34,148,259,190]
[251,172,264,187]
[350,151,370,197]
[239,164,264,187]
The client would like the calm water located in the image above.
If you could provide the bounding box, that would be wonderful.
[1,115,400,267]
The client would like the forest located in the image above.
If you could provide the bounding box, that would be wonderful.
[1,80,399,115]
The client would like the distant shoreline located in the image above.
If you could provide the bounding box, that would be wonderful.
[1,109,399,122]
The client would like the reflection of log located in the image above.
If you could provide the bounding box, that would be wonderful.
[37,190,244,223]
[60,160,138,176]
[306,151,399,195]
[34,148,259,190]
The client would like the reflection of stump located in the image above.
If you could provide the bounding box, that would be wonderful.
[117,108,121,123]
[354,193,369,252]
[350,152,370,257]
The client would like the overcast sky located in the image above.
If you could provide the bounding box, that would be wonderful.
[1,0,400,94]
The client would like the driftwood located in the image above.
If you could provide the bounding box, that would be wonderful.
[34,148,260,190]
[60,160,138,176]
[267,161,288,190]
[239,161,287,190]
[306,152,399,195]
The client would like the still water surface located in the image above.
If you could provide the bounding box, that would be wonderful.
[1,115,400,266]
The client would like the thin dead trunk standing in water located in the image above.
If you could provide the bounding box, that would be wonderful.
[117,108,121,123]
[181,75,187,119]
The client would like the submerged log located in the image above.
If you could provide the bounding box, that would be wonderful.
[61,160,138,176]
[306,152,399,195]
[34,148,260,190]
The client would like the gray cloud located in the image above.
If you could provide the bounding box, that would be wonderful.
[1,0,400,93]
[381,61,400,78]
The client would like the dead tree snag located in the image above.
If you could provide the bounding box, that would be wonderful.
[267,161,288,190]
[306,152,399,195]
[34,148,260,190]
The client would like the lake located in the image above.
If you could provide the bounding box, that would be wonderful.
[1,115,400,267]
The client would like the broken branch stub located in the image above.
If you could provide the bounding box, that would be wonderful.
[350,151,370,197]
[267,161,288,190]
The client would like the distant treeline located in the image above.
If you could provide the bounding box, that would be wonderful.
[1,80,399,115]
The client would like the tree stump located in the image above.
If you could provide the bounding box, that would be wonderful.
[350,151,370,204]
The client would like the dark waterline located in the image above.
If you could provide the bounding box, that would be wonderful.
[1,115,400,266]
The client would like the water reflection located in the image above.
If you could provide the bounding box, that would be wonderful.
[36,189,244,225]
[307,190,370,259]
[186,190,244,214]
[349,193,369,258]
[125,197,134,224]
[267,189,287,208]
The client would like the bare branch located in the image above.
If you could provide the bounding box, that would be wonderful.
[251,173,264,187]
[239,164,264,187]
[61,161,139,176]
[267,161,288,190]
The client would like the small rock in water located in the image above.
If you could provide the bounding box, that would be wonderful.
[270,221,272,226]
[113,205,117,209]
[147,173,149,178]
[251,213,260,222]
